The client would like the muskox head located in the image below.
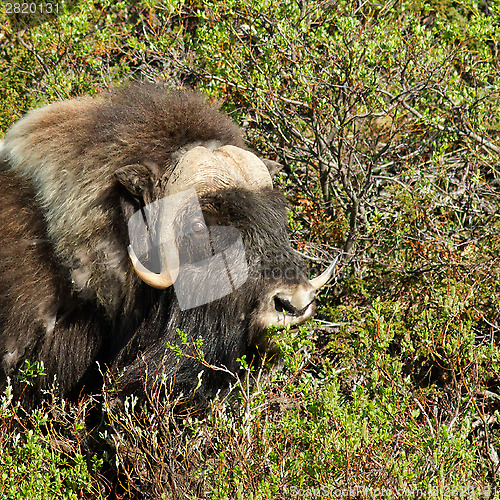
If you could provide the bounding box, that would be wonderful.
[124,145,333,319]
[114,143,335,401]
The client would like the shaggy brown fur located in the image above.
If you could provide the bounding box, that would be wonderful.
[0,168,105,396]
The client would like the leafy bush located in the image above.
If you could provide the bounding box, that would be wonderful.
[0,380,101,499]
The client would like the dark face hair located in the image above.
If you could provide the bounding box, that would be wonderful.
[115,188,310,405]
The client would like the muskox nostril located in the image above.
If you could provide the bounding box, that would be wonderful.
[274,295,294,314]
[274,289,315,316]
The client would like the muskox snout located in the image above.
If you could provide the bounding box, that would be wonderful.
[262,282,316,327]
[262,255,340,328]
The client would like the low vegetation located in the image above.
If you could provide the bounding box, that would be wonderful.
[0,0,499,497]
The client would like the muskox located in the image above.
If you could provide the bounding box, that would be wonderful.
[0,82,334,405]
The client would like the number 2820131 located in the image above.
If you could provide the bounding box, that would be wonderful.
[5,3,59,14]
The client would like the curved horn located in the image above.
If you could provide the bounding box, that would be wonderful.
[130,145,271,289]
[309,255,340,290]
[213,145,273,190]
[128,244,179,289]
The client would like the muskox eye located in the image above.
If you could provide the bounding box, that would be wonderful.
[191,220,207,233]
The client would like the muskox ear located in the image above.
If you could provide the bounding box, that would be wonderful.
[262,159,284,177]
[115,164,155,200]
